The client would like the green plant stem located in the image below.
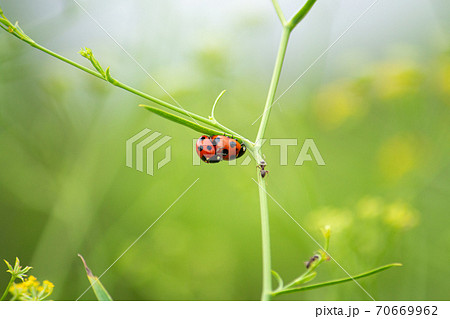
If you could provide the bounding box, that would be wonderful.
[287,0,317,30]
[253,25,291,302]
[256,173,272,301]
[271,0,287,25]
[29,41,105,80]
[0,276,15,301]
[254,0,318,301]
[272,263,402,297]
[254,27,290,149]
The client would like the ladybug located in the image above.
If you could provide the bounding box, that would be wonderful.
[211,135,246,161]
[196,135,222,163]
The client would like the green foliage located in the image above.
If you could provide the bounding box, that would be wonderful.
[140,104,227,137]
[78,255,113,301]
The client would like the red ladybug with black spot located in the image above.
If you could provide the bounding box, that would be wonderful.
[211,135,246,161]
[196,135,222,163]
[195,135,246,163]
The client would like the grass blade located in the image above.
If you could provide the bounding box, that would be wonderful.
[78,254,113,301]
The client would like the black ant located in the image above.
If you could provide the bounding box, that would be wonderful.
[257,160,269,178]
[305,254,319,269]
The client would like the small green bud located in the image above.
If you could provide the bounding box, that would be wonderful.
[79,47,90,59]
[321,225,331,240]
[79,47,105,77]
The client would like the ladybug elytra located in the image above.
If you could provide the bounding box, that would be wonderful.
[195,135,246,163]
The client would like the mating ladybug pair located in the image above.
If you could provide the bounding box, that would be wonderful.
[196,135,246,163]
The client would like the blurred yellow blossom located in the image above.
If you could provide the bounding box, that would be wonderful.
[313,80,367,129]
[372,61,422,99]
[383,201,419,230]
[378,135,418,182]
[357,196,384,219]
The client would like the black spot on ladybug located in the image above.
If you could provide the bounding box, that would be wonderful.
[207,145,212,151]
[230,141,236,148]
[200,136,206,140]
[237,144,246,158]
[208,155,222,163]
[198,146,203,152]
[222,149,229,155]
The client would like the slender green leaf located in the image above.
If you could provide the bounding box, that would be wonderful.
[273,263,402,297]
[295,271,317,285]
[78,254,113,301]
[140,104,227,137]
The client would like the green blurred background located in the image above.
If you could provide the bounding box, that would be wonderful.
[0,0,449,300]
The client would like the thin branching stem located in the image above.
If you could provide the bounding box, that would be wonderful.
[271,0,287,26]
[253,24,290,303]
[0,9,252,146]
[272,263,402,297]
[255,27,291,149]
[257,173,272,300]
[30,41,105,80]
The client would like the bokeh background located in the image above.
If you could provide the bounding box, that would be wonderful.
[0,0,449,300]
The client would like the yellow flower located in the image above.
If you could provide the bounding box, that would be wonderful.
[8,275,55,301]
[43,280,54,289]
